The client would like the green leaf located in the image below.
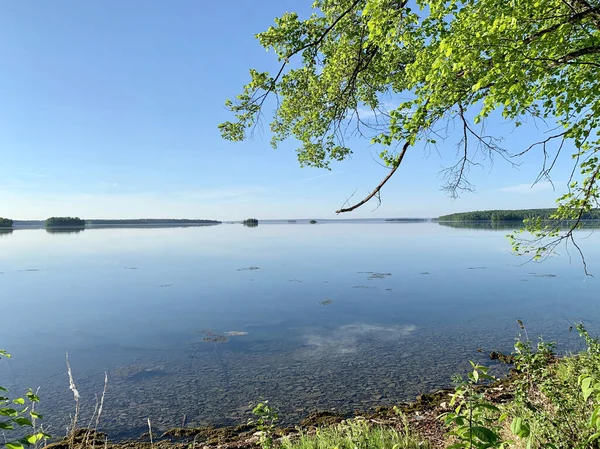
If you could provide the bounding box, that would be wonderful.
[13,417,33,427]
[25,391,39,403]
[23,433,46,444]
[12,398,25,406]
[470,426,498,443]
[473,403,500,412]
[0,422,14,430]
[0,408,18,417]
[6,443,25,449]
[30,412,42,420]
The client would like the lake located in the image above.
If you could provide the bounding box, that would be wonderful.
[0,222,599,438]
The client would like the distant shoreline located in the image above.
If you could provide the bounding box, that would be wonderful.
[10,219,222,230]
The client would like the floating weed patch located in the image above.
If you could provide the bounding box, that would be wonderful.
[237,266,261,271]
[318,299,333,305]
[367,273,392,280]
[202,335,229,343]
[225,331,249,336]
[114,364,167,380]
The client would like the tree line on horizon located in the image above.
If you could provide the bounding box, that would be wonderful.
[0,217,223,229]
[438,208,600,222]
[86,218,221,225]
[0,218,13,228]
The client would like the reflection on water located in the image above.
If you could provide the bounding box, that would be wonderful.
[437,219,600,230]
[0,223,599,438]
[437,221,524,230]
[0,228,13,237]
[45,227,85,234]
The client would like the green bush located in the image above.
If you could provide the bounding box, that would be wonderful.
[442,323,600,448]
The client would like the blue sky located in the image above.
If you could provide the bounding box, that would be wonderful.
[0,1,578,220]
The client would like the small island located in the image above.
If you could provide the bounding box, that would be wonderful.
[45,217,86,228]
[310,220,318,224]
[0,217,13,228]
[242,218,258,227]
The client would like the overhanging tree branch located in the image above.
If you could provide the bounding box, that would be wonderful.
[336,141,410,213]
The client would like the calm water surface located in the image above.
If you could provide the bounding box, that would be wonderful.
[1,222,599,438]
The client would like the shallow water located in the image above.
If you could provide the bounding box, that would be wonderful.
[0,222,599,438]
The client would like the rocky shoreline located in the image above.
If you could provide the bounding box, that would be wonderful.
[45,368,518,449]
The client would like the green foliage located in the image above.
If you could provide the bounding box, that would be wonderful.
[441,362,509,448]
[243,218,259,227]
[221,0,600,249]
[501,326,600,448]
[0,351,49,449]
[279,417,429,449]
[249,401,278,449]
[441,324,600,448]
[0,218,13,228]
[45,217,85,228]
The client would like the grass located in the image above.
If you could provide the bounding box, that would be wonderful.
[278,418,429,449]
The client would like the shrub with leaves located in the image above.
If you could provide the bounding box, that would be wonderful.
[0,350,49,449]
[441,362,510,449]
[249,401,278,449]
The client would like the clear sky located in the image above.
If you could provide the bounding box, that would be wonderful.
[0,1,579,220]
